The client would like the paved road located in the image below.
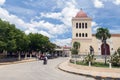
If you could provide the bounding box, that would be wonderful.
[0,57,94,80]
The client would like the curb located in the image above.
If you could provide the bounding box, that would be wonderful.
[0,58,36,65]
[58,62,120,80]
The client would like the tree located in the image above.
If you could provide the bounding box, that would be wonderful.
[71,42,80,64]
[47,42,56,53]
[95,27,111,64]
[15,30,30,60]
[71,42,80,55]
[28,33,54,54]
[73,42,80,50]
[0,19,18,56]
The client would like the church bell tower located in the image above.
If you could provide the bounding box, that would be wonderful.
[72,9,92,53]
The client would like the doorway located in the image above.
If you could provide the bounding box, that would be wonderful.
[101,43,110,55]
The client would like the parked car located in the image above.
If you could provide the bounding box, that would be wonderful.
[46,53,52,59]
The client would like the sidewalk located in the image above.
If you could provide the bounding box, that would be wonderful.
[58,60,120,79]
[0,58,36,65]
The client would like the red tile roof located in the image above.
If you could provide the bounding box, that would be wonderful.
[75,9,88,18]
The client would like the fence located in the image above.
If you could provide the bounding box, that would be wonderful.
[71,54,110,62]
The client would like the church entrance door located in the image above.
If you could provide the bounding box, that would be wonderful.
[101,43,110,55]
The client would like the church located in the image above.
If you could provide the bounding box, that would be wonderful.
[72,9,120,55]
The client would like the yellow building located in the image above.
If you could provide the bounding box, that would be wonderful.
[72,9,120,55]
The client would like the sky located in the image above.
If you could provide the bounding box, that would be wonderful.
[0,0,120,47]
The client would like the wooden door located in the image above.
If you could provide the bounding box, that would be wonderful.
[101,43,110,55]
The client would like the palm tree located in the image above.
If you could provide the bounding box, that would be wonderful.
[95,27,111,64]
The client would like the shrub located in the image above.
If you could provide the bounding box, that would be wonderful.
[83,54,96,64]
[108,48,120,66]
[71,48,79,55]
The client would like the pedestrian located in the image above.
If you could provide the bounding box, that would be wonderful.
[43,55,48,65]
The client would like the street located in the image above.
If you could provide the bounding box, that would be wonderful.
[0,57,94,80]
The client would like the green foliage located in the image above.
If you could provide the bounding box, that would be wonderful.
[47,43,56,53]
[95,27,111,41]
[108,48,120,66]
[71,42,80,55]
[28,33,54,53]
[0,19,17,52]
[71,48,79,55]
[83,54,96,64]
[0,41,6,52]
[73,42,80,50]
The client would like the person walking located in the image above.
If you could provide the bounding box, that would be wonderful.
[43,55,48,65]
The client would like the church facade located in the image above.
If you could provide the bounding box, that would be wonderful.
[72,9,120,55]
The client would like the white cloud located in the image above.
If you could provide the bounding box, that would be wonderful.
[49,24,67,35]
[0,0,5,5]
[25,27,54,38]
[30,20,68,35]
[53,38,72,47]
[113,0,120,5]
[25,27,38,34]
[91,21,100,33]
[60,2,78,26]
[93,26,100,32]
[92,21,98,27]
[93,0,104,8]
[40,12,62,20]
[0,7,28,30]
[39,30,55,38]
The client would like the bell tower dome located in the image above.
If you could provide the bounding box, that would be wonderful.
[75,9,88,18]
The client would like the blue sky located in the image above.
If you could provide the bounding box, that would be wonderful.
[0,0,120,46]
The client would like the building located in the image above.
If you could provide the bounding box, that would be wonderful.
[54,46,71,57]
[72,9,120,55]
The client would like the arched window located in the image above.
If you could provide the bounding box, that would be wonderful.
[79,33,81,37]
[76,33,78,37]
[79,23,81,29]
[82,33,84,37]
[82,23,84,29]
[85,33,88,37]
[85,23,87,28]
[76,23,78,28]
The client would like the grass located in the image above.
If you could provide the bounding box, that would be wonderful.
[93,62,109,68]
